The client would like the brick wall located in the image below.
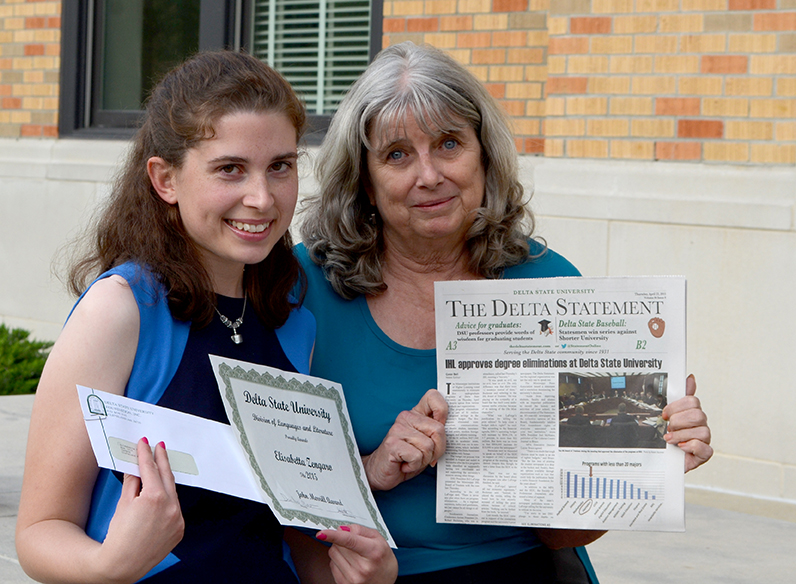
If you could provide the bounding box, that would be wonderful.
[384,0,551,154]
[384,0,796,164]
[1,0,794,164]
[0,0,60,138]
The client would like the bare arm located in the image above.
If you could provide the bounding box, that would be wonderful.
[15,276,184,583]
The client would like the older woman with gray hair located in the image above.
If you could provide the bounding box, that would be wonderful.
[297,42,712,583]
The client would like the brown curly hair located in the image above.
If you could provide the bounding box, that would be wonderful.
[69,50,307,328]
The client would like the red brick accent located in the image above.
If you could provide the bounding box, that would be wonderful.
[407,17,439,33]
[20,124,43,137]
[383,18,406,33]
[701,55,748,74]
[655,142,702,160]
[754,13,796,31]
[24,44,45,56]
[503,100,525,116]
[729,0,776,9]
[493,0,529,12]
[508,48,544,64]
[493,31,528,47]
[440,16,473,32]
[524,138,545,154]
[546,77,589,94]
[0,85,10,96]
[678,120,724,139]
[25,17,46,28]
[484,83,506,99]
[472,49,506,65]
[47,17,61,28]
[2,97,22,109]
[656,97,701,116]
[458,32,492,48]
[570,17,612,35]
[548,37,590,55]
[42,125,59,138]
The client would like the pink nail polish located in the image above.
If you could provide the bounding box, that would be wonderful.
[340,525,351,532]
[141,437,149,445]
[316,532,327,540]
[157,441,166,450]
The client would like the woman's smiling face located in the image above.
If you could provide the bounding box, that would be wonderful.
[149,110,298,291]
[364,112,485,253]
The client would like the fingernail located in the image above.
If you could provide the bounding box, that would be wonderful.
[141,437,149,445]
[340,525,351,532]
[157,441,166,450]
[316,532,327,540]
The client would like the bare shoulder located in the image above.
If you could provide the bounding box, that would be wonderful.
[44,273,141,398]
[69,274,138,326]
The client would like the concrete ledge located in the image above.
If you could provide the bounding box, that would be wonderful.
[521,157,796,232]
[686,486,796,524]
[685,451,796,501]
[8,139,792,233]
[0,138,129,183]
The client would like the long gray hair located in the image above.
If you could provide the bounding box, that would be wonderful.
[300,42,536,300]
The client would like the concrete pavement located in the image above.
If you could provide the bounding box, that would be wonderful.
[1,394,794,583]
[1,395,35,584]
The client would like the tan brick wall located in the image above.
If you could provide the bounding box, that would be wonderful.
[1,1,794,164]
[0,0,60,138]
[384,0,550,154]
[383,0,796,164]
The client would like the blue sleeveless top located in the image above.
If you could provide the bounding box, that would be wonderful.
[75,263,315,582]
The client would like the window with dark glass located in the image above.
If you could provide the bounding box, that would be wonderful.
[60,0,379,139]
[91,0,200,128]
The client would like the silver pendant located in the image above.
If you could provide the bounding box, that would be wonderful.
[215,296,246,345]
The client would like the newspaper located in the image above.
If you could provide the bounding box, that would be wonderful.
[434,276,686,532]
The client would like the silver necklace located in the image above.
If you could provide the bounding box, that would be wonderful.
[215,294,247,345]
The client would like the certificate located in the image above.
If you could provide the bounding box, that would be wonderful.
[434,276,686,532]
[78,356,394,546]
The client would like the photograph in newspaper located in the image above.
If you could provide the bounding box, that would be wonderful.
[434,276,686,532]
[558,371,668,449]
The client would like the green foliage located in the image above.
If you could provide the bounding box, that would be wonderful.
[0,324,53,395]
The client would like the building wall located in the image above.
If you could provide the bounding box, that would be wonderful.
[3,139,795,510]
[1,0,796,510]
[2,0,794,163]
[383,0,796,163]
[0,0,60,138]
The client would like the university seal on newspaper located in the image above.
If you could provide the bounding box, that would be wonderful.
[648,317,665,338]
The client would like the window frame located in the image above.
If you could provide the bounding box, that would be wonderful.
[59,0,381,141]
